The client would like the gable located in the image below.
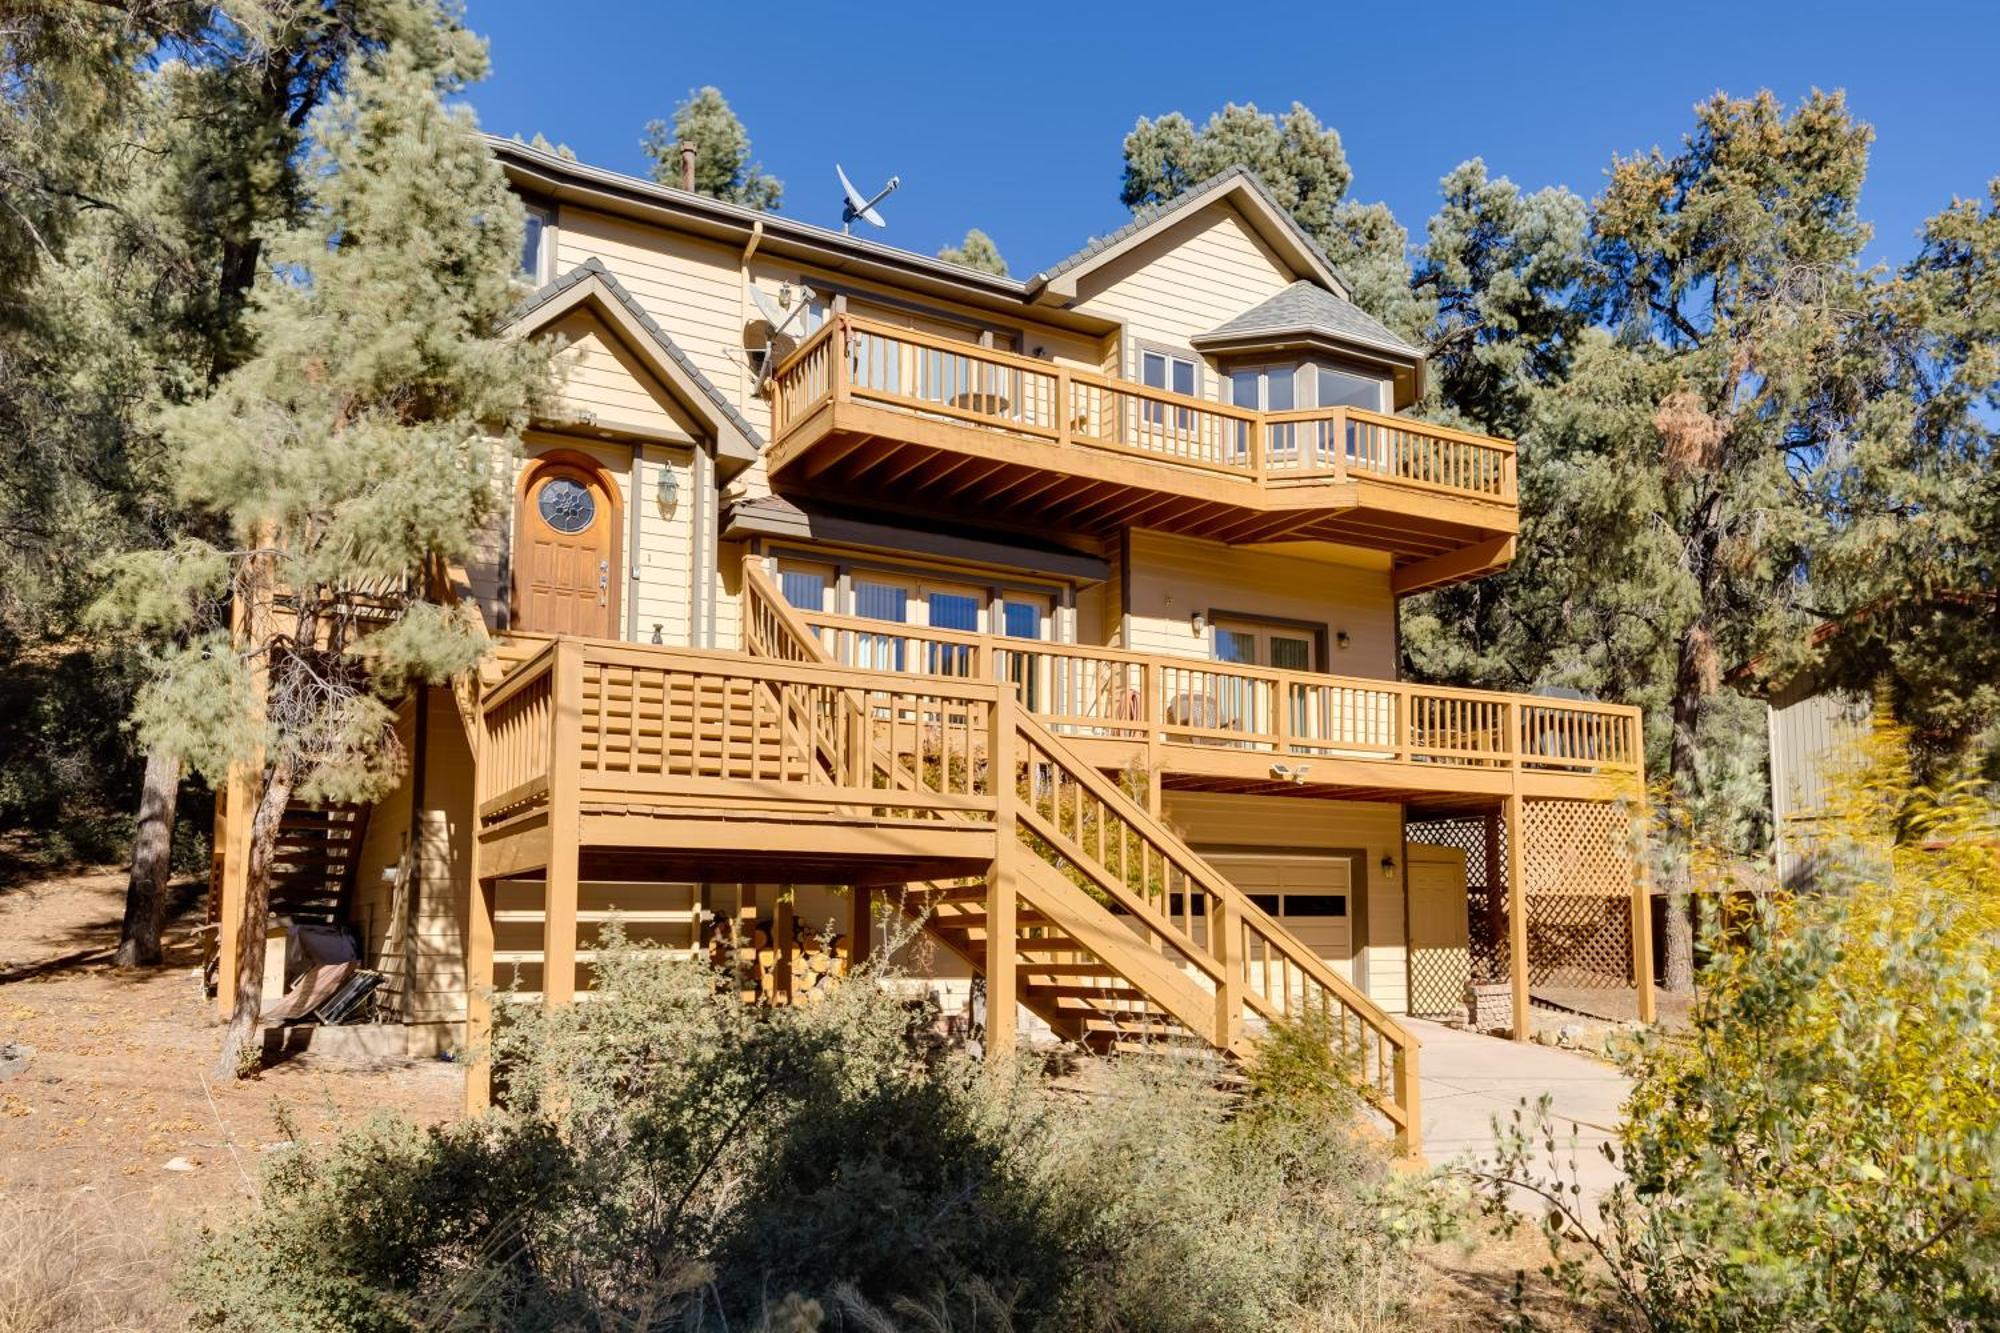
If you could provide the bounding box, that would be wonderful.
[545,307,706,444]
[1067,200,1301,370]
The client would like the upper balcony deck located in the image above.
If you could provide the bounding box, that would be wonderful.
[767,317,1519,592]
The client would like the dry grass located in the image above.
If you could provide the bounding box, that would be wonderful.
[0,1192,185,1333]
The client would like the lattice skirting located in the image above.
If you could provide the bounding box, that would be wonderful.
[1522,799,1641,989]
[1407,801,1642,1011]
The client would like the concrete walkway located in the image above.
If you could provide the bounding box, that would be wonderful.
[1407,1018,1632,1207]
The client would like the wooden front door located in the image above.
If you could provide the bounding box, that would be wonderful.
[516,461,616,637]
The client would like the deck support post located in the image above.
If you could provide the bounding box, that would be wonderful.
[847,883,873,969]
[774,894,796,1004]
[463,874,496,1112]
[1630,767,1657,1025]
[1504,789,1530,1042]
[543,639,583,1006]
[985,694,1018,1060]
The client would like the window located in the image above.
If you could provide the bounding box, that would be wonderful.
[1210,617,1317,673]
[1140,349,1198,434]
[520,204,553,283]
[778,567,830,613]
[1230,365,1297,411]
[1314,364,1386,412]
[1000,596,1047,640]
[1232,364,1300,459]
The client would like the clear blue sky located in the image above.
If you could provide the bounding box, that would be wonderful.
[462,0,1999,276]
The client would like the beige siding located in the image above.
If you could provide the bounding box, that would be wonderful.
[1070,202,1297,383]
[347,690,476,1038]
[1165,791,1409,1014]
[1120,529,1397,678]
[554,208,749,414]
[545,309,706,442]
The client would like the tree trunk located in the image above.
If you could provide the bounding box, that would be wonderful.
[1661,620,1709,994]
[212,761,295,1080]
[114,747,180,968]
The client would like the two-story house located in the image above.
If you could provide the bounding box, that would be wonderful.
[210,139,1656,1152]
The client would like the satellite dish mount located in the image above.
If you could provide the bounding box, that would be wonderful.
[837,163,900,234]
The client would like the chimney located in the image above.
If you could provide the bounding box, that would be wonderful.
[678,141,696,192]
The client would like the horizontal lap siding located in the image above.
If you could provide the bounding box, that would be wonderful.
[1166,791,1409,1014]
[547,310,707,441]
[1070,203,1297,380]
[1121,529,1396,677]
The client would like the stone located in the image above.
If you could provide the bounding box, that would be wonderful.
[0,1042,32,1080]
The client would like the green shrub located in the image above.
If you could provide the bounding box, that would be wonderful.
[1468,745,2000,1331]
[177,929,1426,1331]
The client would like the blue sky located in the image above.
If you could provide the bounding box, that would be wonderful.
[463,0,1999,276]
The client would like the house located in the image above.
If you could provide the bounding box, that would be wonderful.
[209,140,1656,1153]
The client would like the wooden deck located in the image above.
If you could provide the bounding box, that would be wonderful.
[766,317,1519,591]
[457,577,1429,1151]
[791,609,1643,806]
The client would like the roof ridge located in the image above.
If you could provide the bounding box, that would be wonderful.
[1031,164,1352,297]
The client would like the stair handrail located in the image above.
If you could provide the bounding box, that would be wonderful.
[1011,708,1419,1136]
[743,556,1419,1147]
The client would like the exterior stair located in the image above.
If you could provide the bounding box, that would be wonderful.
[267,805,369,928]
[739,558,1421,1149]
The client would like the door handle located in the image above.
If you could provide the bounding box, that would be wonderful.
[598,559,609,606]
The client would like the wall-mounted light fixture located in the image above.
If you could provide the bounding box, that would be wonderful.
[1379,853,1397,876]
[657,465,680,516]
[1191,610,1206,636]
[1336,630,1351,651]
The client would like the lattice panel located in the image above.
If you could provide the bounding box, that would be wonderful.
[1522,799,1640,989]
[1405,813,1505,1014]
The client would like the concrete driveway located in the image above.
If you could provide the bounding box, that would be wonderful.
[1407,1018,1632,1208]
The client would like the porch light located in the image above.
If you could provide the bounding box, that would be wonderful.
[1191,610,1206,636]
[1380,854,1397,877]
[657,465,680,515]
[1336,630,1351,651]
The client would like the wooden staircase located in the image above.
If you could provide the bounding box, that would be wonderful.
[895,867,1228,1056]
[739,559,1422,1149]
[267,805,369,928]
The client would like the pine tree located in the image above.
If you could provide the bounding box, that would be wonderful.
[938,227,1007,276]
[94,30,554,1077]
[1806,181,2000,777]
[642,86,781,210]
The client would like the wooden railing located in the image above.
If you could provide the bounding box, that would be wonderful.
[769,315,1517,506]
[742,560,1422,1148]
[475,637,1002,827]
[790,609,1641,778]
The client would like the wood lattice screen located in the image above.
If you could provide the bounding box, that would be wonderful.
[1521,799,1641,990]
[1404,813,1504,1016]
[1407,800,1643,1014]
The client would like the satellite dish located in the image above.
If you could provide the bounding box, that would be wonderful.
[837,163,900,233]
[743,281,818,387]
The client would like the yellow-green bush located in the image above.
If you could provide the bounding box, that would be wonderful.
[1473,724,2000,1331]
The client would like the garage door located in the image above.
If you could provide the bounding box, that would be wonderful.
[1204,854,1354,991]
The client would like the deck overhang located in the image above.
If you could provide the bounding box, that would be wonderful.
[768,398,1518,564]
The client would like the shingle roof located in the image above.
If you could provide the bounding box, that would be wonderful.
[509,257,764,448]
[1030,166,1351,298]
[1192,279,1421,361]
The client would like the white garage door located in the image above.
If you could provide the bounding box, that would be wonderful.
[1205,854,1353,984]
